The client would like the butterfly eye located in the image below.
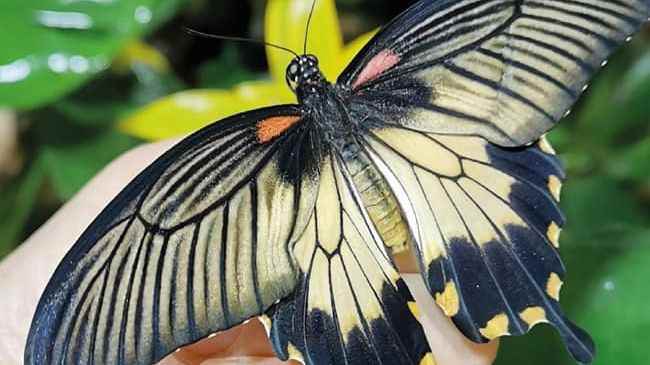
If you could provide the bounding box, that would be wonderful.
[288,63,299,80]
[286,61,301,91]
[306,54,318,65]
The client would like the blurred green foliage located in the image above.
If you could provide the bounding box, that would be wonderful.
[0,1,648,364]
[0,0,184,109]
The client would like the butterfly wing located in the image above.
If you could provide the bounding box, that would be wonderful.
[264,153,433,365]
[339,0,650,146]
[358,126,595,362]
[335,1,650,362]
[24,105,322,365]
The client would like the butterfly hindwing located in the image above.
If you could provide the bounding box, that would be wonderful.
[360,125,594,363]
[341,0,650,146]
[264,154,432,365]
[24,106,321,365]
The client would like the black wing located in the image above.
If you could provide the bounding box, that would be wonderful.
[24,105,321,365]
[339,0,650,146]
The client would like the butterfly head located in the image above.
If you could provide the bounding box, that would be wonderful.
[286,54,324,94]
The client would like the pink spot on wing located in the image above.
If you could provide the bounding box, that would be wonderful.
[352,49,401,90]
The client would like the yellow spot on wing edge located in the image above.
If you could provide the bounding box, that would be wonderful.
[548,175,562,202]
[408,301,420,319]
[288,342,305,364]
[519,307,548,328]
[435,281,460,317]
[547,222,562,248]
[420,352,438,365]
[479,313,510,340]
[538,136,556,155]
[547,272,563,301]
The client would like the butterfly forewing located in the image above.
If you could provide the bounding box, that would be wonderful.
[341,0,650,146]
[24,106,320,365]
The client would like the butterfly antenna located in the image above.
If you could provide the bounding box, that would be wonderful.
[303,0,317,55]
[185,28,299,58]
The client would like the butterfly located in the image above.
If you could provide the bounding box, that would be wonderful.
[25,1,650,364]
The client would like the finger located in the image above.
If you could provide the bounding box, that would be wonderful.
[404,274,499,365]
[394,243,499,364]
[162,319,295,365]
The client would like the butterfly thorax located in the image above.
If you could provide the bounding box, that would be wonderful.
[285,56,345,140]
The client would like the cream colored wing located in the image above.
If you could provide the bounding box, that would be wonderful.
[263,154,433,365]
[25,106,319,365]
[341,0,650,146]
[362,126,594,363]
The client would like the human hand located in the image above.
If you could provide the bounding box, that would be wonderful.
[0,140,498,365]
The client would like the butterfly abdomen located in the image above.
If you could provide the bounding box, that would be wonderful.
[322,92,410,255]
[343,148,410,255]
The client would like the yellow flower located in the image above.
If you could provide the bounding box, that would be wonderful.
[119,0,376,140]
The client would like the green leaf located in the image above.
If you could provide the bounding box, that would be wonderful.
[41,129,140,200]
[575,41,650,147]
[197,45,261,89]
[545,126,571,154]
[609,137,650,183]
[54,64,184,127]
[0,0,185,110]
[575,65,623,138]
[560,175,647,245]
[0,159,45,257]
[574,231,650,365]
[619,48,650,104]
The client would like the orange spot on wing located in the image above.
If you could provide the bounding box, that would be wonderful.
[256,116,302,143]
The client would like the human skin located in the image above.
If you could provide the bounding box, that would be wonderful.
[0,140,498,365]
